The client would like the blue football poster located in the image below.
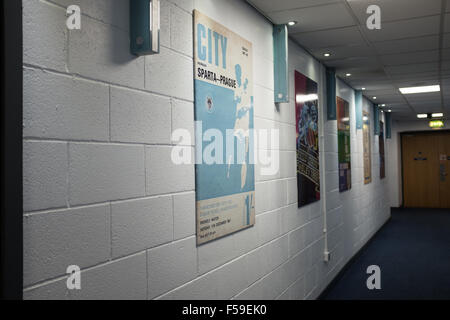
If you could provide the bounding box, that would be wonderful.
[194,11,255,245]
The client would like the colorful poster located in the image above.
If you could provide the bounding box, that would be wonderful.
[194,11,255,245]
[380,121,386,179]
[363,110,372,184]
[337,96,351,192]
[295,71,320,208]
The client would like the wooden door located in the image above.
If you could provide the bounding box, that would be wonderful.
[402,131,450,208]
[438,133,450,208]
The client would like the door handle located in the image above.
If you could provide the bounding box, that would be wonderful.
[440,164,447,182]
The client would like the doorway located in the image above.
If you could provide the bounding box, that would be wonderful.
[402,131,450,208]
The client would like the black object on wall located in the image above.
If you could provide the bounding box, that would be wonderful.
[1,0,23,300]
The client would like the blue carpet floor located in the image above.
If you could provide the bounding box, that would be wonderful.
[321,208,450,300]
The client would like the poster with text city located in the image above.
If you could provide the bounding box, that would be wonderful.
[363,110,372,184]
[379,121,386,179]
[295,71,320,208]
[337,96,352,192]
[194,11,255,245]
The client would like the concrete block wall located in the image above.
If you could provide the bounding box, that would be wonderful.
[23,0,390,300]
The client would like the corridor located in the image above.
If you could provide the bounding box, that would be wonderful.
[322,208,450,300]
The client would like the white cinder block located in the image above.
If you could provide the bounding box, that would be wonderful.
[159,0,171,47]
[24,68,109,141]
[173,192,196,240]
[69,143,145,205]
[280,151,296,178]
[148,237,197,299]
[111,196,173,258]
[168,0,194,13]
[146,146,195,195]
[256,210,282,245]
[23,204,110,286]
[145,47,194,101]
[172,99,195,146]
[110,87,171,144]
[69,252,147,300]
[286,179,298,205]
[51,0,129,30]
[69,16,144,89]
[171,5,193,56]
[23,277,67,300]
[23,0,66,71]
[289,277,305,300]
[160,255,248,300]
[289,226,306,257]
[23,141,68,212]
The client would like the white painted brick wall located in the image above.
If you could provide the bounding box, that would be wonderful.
[23,0,390,300]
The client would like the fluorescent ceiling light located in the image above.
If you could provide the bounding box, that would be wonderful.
[417,114,428,119]
[399,85,440,94]
[296,94,318,103]
[346,73,351,77]
[432,113,444,118]
[373,97,377,99]
[324,53,331,57]
[361,88,366,90]
[287,21,297,26]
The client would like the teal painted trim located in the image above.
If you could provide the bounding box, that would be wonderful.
[355,90,363,130]
[130,0,159,56]
[326,67,336,120]
[385,112,392,139]
[273,25,289,103]
[374,104,380,135]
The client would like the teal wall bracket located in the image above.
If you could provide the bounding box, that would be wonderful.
[373,104,380,135]
[273,24,289,103]
[326,67,336,120]
[130,0,160,56]
[355,90,363,130]
[385,112,392,139]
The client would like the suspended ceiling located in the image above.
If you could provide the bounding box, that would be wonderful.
[247,0,450,121]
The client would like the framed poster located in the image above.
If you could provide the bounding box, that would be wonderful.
[379,121,386,179]
[337,96,351,192]
[194,11,255,245]
[363,110,372,184]
[295,71,320,208]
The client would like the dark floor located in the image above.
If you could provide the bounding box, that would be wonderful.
[321,207,450,300]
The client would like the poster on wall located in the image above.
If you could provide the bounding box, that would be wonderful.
[337,96,352,192]
[295,70,320,208]
[379,121,386,179]
[363,110,372,184]
[193,11,255,245]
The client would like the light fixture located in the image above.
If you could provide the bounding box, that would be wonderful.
[346,73,351,77]
[373,97,377,100]
[417,114,428,119]
[380,104,386,107]
[363,116,369,121]
[130,0,161,55]
[361,87,366,90]
[324,53,331,57]
[296,94,319,103]
[287,21,297,26]
[387,109,392,113]
[399,85,440,94]
[432,112,444,118]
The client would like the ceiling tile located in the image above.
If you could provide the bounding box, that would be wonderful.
[373,35,440,55]
[270,3,355,32]
[362,15,440,42]
[247,0,339,13]
[380,50,439,66]
[291,26,365,49]
[311,44,376,61]
[385,62,439,75]
[347,0,442,25]
[326,56,381,69]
